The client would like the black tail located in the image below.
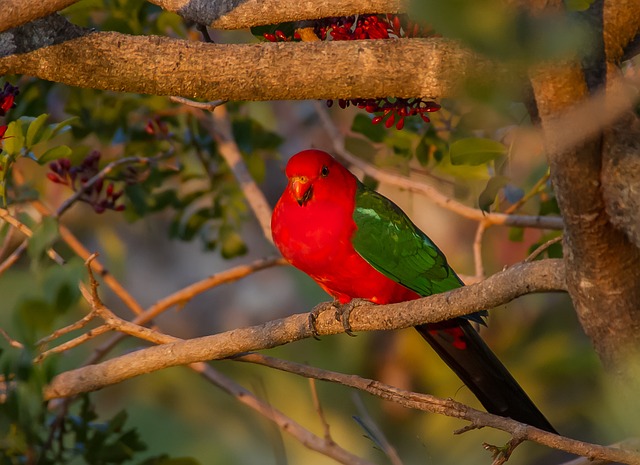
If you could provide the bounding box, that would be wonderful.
[415,320,557,433]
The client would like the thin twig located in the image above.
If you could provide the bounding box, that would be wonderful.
[560,438,640,465]
[36,256,287,363]
[79,284,168,345]
[169,96,226,111]
[212,105,274,241]
[0,327,24,349]
[35,326,111,362]
[55,155,161,218]
[171,96,274,242]
[473,220,488,280]
[309,378,333,443]
[503,170,550,215]
[78,254,375,465]
[235,353,640,465]
[59,225,145,315]
[0,222,16,259]
[0,239,27,275]
[42,259,568,399]
[484,435,525,465]
[142,256,287,322]
[193,362,375,465]
[352,393,404,465]
[30,199,146,316]
[37,311,97,349]
[313,101,564,230]
[0,207,65,264]
[0,208,35,238]
[525,236,563,262]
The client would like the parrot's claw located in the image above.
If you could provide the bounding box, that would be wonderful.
[308,301,336,340]
[334,298,367,337]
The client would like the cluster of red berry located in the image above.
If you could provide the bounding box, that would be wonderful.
[329,97,441,130]
[0,82,19,142]
[47,151,126,213]
[262,14,440,129]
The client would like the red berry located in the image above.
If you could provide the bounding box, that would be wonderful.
[393,16,401,33]
[0,94,14,113]
[47,173,62,184]
[385,114,395,128]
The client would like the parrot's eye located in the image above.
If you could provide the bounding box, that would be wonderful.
[320,165,329,177]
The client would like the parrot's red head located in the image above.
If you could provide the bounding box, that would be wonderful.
[284,150,355,206]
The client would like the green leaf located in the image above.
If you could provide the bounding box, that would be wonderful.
[386,130,413,158]
[564,0,595,11]
[351,113,386,143]
[37,145,72,164]
[178,208,210,241]
[16,298,57,337]
[107,410,129,433]
[25,114,49,148]
[415,126,446,165]
[539,197,560,216]
[27,216,59,261]
[220,227,247,259]
[50,116,79,137]
[3,120,24,156]
[42,258,84,313]
[450,137,506,166]
[478,175,509,212]
[246,152,266,183]
[508,227,524,242]
[231,117,283,154]
[344,137,376,161]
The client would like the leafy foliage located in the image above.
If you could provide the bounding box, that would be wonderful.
[0,353,197,465]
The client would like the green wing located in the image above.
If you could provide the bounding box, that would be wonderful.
[352,181,464,296]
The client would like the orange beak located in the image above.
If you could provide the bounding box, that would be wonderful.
[290,176,312,206]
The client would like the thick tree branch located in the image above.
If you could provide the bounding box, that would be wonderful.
[0,0,405,33]
[529,1,640,399]
[0,2,80,33]
[163,0,405,29]
[0,25,499,101]
[43,258,565,399]
[0,14,88,56]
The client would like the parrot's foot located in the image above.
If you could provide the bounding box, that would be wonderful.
[308,299,364,338]
[334,298,367,337]
[308,301,336,340]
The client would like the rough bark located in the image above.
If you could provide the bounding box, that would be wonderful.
[44,259,566,399]
[529,0,640,394]
[0,0,406,33]
[0,0,79,33]
[0,23,503,102]
[602,115,640,249]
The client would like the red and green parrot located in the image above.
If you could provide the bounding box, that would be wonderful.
[271,149,556,433]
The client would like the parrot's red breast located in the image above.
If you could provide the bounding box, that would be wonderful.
[271,149,418,304]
